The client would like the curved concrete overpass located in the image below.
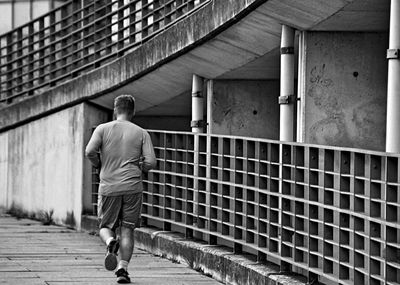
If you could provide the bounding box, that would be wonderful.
[0,0,389,132]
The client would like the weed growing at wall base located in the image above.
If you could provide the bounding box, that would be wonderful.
[7,204,55,226]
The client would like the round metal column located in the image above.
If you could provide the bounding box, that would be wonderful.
[191,74,204,133]
[279,25,295,142]
[386,0,400,152]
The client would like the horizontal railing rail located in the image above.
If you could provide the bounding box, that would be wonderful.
[123,131,399,285]
[0,0,210,104]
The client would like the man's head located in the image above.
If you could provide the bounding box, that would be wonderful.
[114,95,136,120]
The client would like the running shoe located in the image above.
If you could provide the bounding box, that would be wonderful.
[104,239,119,271]
[116,268,131,283]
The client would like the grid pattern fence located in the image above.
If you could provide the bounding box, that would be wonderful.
[137,130,400,285]
[0,0,209,104]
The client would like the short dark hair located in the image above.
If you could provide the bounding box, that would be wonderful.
[114,95,135,117]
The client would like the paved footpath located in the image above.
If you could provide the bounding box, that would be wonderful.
[0,215,221,285]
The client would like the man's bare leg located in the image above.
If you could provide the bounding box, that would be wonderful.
[100,227,115,244]
[115,226,134,283]
[119,226,134,263]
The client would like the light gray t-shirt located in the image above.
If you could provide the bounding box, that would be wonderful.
[85,120,156,196]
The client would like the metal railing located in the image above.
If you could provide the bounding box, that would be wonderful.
[134,130,399,285]
[0,0,209,104]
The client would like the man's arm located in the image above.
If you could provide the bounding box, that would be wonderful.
[85,126,103,168]
[141,131,157,173]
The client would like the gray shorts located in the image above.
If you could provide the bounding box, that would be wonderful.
[98,192,143,230]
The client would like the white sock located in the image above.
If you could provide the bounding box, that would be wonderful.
[106,237,115,246]
[118,260,128,271]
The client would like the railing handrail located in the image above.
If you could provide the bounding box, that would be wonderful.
[146,129,400,157]
[0,0,211,103]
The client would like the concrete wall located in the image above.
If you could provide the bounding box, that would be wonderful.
[134,116,191,132]
[82,104,110,214]
[303,32,388,151]
[0,104,93,229]
[0,132,9,210]
[211,80,280,139]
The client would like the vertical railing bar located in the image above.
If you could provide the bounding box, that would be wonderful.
[27,23,34,95]
[116,0,125,55]
[141,0,149,40]
[152,0,161,32]
[206,133,216,244]
[37,18,45,90]
[60,3,70,82]
[48,12,56,86]
[104,1,113,62]
[71,0,82,77]
[193,133,200,233]
[129,0,138,44]
[16,29,23,96]
[278,142,284,270]
[382,155,388,283]
[82,0,94,69]
[94,0,104,66]
[5,34,13,102]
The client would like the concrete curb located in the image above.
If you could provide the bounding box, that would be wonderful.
[134,227,307,285]
[81,216,307,284]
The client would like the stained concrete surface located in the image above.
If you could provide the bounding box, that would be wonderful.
[0,215,221,285]
[211,80,279,139]
[304,32,388,151]
[0,104,86,229]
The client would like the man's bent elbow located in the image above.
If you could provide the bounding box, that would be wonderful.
[149,157,157,169]
[142,159,157,173]
[85,147,96,159]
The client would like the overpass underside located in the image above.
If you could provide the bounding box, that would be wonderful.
[0,0,399,284]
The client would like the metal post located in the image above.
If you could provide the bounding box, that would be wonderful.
[278,25,295,270]
[205,79,213,243]
[191,74,204,133]
[191,74,204,238]
[386,0,400,153]
[279,25,295,142]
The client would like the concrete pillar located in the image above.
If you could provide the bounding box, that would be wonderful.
[386,0,400,152]
[191,74,204,133]
[279,25,295,142]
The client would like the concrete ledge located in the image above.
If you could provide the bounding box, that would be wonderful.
[134,227,307,285]
[80,215,307,284]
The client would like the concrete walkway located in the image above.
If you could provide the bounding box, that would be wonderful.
[0,215,221,285]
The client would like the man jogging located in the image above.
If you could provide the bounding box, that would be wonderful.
[85,95,156,284]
